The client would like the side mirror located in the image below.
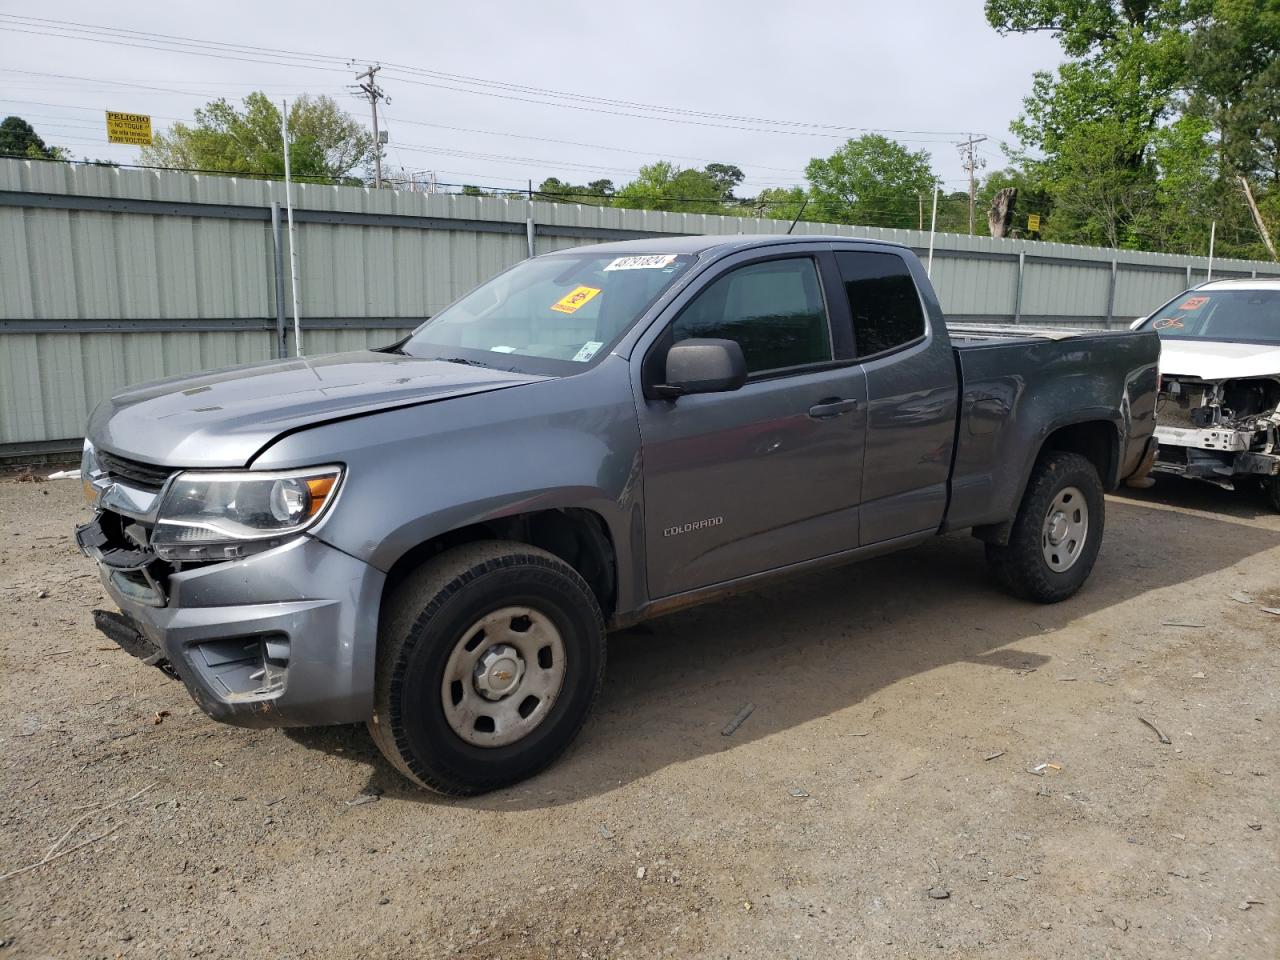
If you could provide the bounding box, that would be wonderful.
[1129,316,1148,331]
[656,338,747,399]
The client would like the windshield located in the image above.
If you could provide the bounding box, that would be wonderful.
[400,252,695,372]
[1143,289,1280,345]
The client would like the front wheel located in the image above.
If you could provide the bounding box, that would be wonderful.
[985,451,1105,603]
[369,541,606,795]
[1264,477,1280,513]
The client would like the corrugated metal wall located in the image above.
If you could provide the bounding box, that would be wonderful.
[3,157,1279,452]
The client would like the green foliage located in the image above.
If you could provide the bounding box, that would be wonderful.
[0,116,67,160]
[752,186,808,222]
[1187,1,1280,179]
[804,135,938,227]
[703,163,745,199]
[141,93,373,183]
[612,162,731,213]
[536,177,614,204]
[988,0,1279,257]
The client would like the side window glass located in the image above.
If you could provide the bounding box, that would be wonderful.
[672,258,832,374]
[835,252,926,358]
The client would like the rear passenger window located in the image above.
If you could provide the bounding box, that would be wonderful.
[673,257,832,374]
[835,252,925,357]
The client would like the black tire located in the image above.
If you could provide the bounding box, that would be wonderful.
[985,451,1105,603]
[1264,477,1280,513]
[368,540,606,795]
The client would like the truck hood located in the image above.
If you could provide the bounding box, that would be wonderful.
[1158,339,1280,381]
[88,350,548,467]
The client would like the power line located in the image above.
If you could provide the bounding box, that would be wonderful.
[385,116,808,175]
[0,14,987,142]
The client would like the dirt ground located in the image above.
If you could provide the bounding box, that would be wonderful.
[1,476,1277,960]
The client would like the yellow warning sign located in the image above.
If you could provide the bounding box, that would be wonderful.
[550,285,601,314]
[1027,213,1041,233]
[105,112,153,146]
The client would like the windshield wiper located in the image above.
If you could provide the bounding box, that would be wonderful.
[435,356,491,368]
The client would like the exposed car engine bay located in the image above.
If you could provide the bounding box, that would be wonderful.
[1153,374,1280,489]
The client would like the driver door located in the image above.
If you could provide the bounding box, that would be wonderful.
[634,250,868,598]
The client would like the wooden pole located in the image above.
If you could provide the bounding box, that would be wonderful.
[1239,175,1279,262]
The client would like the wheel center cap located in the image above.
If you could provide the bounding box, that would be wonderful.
[1047,512,1069,545]
[474,644,525,700]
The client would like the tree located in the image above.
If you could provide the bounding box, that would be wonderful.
[1185,0,1280,177]
[704,162,745,200]
[612,162,728,213]
[141,92,374,183]
[0,116,68,160]
[988,0,1212,247]
[1041,117,1163,247]
[536,177,614,204]
[752,185,808,222]
[804,135,939,227]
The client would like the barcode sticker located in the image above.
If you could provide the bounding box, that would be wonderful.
[604,254,678,271]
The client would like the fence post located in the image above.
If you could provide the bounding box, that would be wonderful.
[1105,256,1117,327]
[270,202,287,359]
[1013,249,1025,323]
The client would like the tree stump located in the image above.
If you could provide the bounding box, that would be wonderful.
[988,187,1017,238]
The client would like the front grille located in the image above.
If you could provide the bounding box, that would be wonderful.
[98,449,175,490]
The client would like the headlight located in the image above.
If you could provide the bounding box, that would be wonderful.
[151,465,343,561]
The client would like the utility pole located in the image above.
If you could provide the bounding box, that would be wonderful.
[355,64,388,188]
[957,134,987,236]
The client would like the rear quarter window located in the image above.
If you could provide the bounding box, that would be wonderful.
[835,251,926,357]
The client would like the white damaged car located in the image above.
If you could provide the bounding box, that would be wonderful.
[1133,279,1280,510]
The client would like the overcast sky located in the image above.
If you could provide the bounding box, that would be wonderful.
[0,2,1064,196]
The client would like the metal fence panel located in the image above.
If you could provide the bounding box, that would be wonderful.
[2,157,1279,453]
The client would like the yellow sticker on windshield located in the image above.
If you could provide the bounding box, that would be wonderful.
[550,285,601,314]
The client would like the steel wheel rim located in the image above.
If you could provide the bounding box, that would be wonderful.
[441,605,567,748]
[1041,485,1089,573]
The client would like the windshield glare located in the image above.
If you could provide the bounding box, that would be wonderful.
[402,252,694,370]
[1145,289,1280,345]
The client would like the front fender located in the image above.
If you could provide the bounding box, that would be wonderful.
[250,359,645,604]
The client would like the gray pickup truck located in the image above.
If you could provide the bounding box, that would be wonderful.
[77,235,1158,794]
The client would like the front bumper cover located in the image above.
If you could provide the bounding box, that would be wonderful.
[1152,425,1280,484]
[79,523,385,729]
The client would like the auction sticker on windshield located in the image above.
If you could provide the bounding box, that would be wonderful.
[551,286,602,314]
[1178,295,1209,310]
[604,254,678,271]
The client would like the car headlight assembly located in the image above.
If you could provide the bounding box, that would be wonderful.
[150,466,343,561]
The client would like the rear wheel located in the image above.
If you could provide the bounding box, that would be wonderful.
[986,451,1105,603]
[369,541,606,795]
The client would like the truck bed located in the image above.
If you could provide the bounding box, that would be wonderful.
[947,322,1116,346]
[942,322,1160,534]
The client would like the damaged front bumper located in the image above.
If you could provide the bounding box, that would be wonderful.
[77,515,385,728]
[1152,431,1280,486]
[1152,376,1280,488]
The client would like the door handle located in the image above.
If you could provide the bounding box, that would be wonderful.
[807,397,860,419]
